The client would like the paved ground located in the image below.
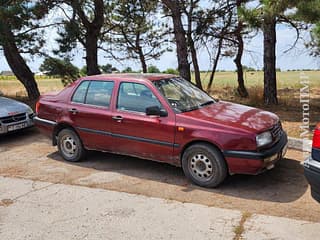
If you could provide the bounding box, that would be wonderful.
[1,176,319,240]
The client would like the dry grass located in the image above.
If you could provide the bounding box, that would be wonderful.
[0,77,63,97]
[233,211,252,240]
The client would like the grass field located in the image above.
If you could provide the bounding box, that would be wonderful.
[0,77,63,97]
[198,70,319,89]
[0,71,319,139]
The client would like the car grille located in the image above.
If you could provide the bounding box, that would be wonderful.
[0,113,27,124]
[271,121,283,140]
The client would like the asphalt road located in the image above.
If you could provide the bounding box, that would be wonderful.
[0,128,319,222]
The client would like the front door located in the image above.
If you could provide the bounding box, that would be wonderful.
[112,81,176,163]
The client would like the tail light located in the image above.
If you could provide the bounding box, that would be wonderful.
[312,124,320,161]
[312,124,320,149]
[35,101,40,114]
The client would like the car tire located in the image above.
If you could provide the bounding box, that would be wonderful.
[57,128,86,162]
[182,143,227,187]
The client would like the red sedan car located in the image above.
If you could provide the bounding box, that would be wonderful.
[35,74,288,187]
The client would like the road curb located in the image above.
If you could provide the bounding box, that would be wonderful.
[288,137,312,153]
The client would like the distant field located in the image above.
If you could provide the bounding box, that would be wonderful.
[0,77,63,96]
[198,70,319,89]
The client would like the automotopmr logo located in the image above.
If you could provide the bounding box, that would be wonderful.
[300,72,311,158]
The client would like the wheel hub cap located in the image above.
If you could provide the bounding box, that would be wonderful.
[190,154,213,180]
[61,136,77,158]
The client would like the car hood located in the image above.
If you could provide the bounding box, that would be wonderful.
[0,97,31,118]
[179,101,279,133]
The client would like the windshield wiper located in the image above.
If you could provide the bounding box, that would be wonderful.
[200,100,215,107]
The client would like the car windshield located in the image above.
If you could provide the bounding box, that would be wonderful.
[153,77,215,113]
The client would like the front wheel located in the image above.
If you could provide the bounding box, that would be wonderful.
[182,143,227,187]
[57,129,86,162]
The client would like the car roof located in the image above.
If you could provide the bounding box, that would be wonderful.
[81,73,177,82]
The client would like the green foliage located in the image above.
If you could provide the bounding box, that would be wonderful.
[40,57,79,86]
[109,0,170,70]
[100,64,119,73]
[80,66,87,76]
[122,67,134,73]
[162,68,179,75]
[54,1,115,60]
[147,65,160,73]
[242,65,256,72]
[0,0,52,53]
[295,0,320,56]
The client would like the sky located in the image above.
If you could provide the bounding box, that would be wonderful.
[0,23,319,73]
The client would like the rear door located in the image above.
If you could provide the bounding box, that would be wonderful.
[68,80,115,151]
[111,81,176,163]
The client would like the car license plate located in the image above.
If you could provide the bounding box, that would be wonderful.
[8,122,27,132]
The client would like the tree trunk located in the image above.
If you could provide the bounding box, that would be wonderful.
[136,33,147,73]
[189,38,202,89]
[234,20,248,98]
[85,32,101,76]
[139,50,148,73]
[2,27,40,100]
[162,0,190,81]
[73,0,104,76]
[263,16,278,105]
[207,37,223,92]
[186,1,202,90]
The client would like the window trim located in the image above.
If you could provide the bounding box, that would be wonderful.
[71,80,90,104]
[71,80,114,109]
[116,81,163,114]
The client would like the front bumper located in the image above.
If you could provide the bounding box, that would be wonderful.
[0,114,34,135]
[303,157,320,203]
[224,132,288,174]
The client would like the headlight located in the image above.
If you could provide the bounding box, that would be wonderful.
[256,131,272,148]
[27,107,34,115]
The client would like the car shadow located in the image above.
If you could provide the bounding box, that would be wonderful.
[47,149,308,203]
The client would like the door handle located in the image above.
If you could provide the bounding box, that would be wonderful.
[112,116,123,122]
[68,108,79,115]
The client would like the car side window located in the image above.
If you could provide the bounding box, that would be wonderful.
[117,82,162,113]
[85,81,114,107]
[72,81,90,103]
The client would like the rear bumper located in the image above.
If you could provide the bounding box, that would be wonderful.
[34,116,57,140]
[224,132,288,174]
[303,157,320,203]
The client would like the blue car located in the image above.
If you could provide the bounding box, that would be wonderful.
[0,96,34,134]
[304,123,320,203]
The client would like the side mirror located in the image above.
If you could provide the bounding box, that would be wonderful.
[146,106,168,117]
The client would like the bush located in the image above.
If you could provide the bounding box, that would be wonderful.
[40,57,79,86]
[163,68,179,75]
[147,65,160,73]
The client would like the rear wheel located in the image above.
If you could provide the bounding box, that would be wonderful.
[57,129,85,162]
[182,143,227,187]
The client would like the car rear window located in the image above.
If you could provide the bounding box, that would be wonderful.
[85,81,114,107]
[72,81,90,103]
[72,80,114,108]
